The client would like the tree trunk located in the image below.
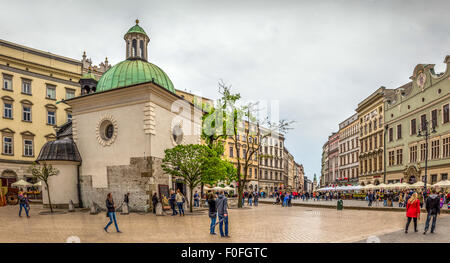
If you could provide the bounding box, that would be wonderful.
[189,186,194,213]
[45,181,53,213]
[237,179,243,208]
[200,183,204,199]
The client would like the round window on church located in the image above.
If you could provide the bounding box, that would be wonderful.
[172,125,183,145]
[100,120,114,141]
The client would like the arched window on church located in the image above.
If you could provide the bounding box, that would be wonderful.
[140,40,144,58]
[132,39,137,57]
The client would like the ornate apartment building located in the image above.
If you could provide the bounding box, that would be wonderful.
[338,113,359,185]
[327,132,339,186]
[385,56,450,185]
[356,86,395,186]
[320,140,329,187]
[0,39,82,188]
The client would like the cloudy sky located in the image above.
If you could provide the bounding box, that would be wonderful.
[1,0,449,180]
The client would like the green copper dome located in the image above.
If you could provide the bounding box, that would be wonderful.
[126,19,148,36]
[96,59,175,93]
[81,71,97,81]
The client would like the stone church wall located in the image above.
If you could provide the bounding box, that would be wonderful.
[80,156,169,212]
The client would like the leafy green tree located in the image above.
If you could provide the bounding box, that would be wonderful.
[206,81,293,208]
[162,144,235,212]
[30,162,59,213]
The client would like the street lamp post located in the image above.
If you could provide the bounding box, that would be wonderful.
[417,119,436,192]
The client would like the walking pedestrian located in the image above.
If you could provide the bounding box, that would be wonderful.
[423,189,441,234]
[368,191,373,207]
[216,190,230,238]
[248,192,253,206]
[18,192,30,218]
[254,192,259,206]
[208,193,217,235]
[104,193,121,233]
[176,189,185,216]
[405,192,420,234]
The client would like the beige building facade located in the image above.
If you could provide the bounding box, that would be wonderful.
[0,39,82,190]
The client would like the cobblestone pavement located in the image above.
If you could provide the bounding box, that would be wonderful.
[0,203,446,243]
[356,213,450,243]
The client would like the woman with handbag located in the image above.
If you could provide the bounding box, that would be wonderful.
[208,193,217,235]
[405,192,420,234]
[104,193,121,233]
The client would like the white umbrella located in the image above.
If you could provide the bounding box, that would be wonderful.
[410,181,425,188]
[223,186,234,191]
[377,183,388,189]
[33,181,42,187]
[432,180,450,188]
[363,184,375,190]
[11,179,32,187]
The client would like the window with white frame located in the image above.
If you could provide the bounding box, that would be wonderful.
[46,85,56,99]
[22,80,31,94]
[3,137,13,155]
[23,139,33,156]
[66,89,75,99]
[3,75,12,91]
[22,105,31,122]
[47,110,56,125]
[3,103,12,119]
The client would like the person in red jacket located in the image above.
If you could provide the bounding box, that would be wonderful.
[405,192,421,233]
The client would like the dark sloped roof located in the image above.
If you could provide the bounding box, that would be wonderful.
[36,137,81,163]
[56,121,73,139]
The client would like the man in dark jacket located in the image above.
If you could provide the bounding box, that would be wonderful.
[169,189,178,216]
[423,189,441,234]
[216,191,230,238]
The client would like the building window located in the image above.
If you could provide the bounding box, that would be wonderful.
[442,173,448,181]
[46,85,56,100]
[420,143,427,162]
[388,151,395,166]
[22,106,31,122]
[431,140,440,160]
[2,137,13,155]
[23,139,33,157]
[3,103,12,119]
[3,75,12,91]
[379,156,382,171]
[22,79,31,94]
[397,124,402,140]
[443,137,450,158]
[67,113,72,122]
[421,114,427,131]
[443,104,449,124]
[47,111,56,125]
[431,174,437,184]
[411,119,416,135]
[396,149,403,165]
[410,145,417,163]
[66,89,75,99]
[229,146,233,158]
[389,128,393,142]
[431,109,438,129]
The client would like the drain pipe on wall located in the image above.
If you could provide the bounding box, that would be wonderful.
[77,163,83,208]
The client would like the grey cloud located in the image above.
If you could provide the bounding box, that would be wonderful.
[1,0,449,180]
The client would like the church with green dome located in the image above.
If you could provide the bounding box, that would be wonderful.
[80,19,175,95]
[39,21,202,211]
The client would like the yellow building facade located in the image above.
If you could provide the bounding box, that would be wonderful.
[0,39,82,185]
[356,87,394,185]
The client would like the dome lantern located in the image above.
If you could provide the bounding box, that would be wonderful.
[124,19,150,61]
